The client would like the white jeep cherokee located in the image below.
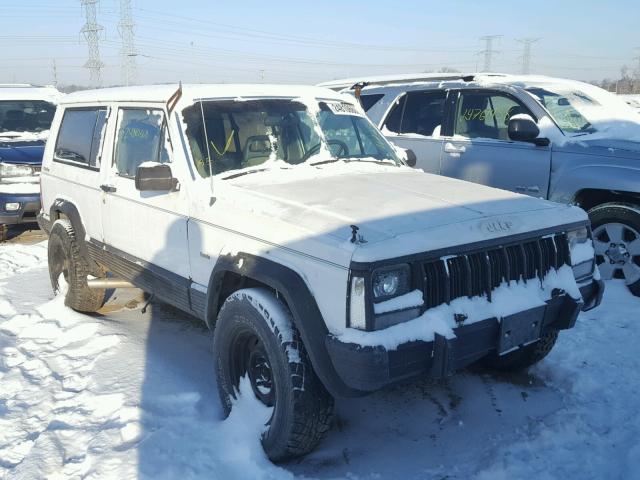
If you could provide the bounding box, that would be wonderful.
[39,84,603,460]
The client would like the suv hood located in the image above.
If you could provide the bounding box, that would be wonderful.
[218,163,587,264]
[0,140,45,165]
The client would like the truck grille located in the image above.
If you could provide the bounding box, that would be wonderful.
[422,234,570,309]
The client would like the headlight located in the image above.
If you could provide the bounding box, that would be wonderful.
[372,264,411,300]
[567,226,588,249]
[0,162,33,178]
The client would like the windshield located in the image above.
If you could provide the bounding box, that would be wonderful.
[182,98,400,177]
[0,100,56,135]
[526,87,600,134]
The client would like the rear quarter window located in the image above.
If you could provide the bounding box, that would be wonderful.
[54,108,108,169]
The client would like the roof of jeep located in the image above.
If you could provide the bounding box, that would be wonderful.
[59,84,348,105]
[0,84,61,102]
[318,73,591,92]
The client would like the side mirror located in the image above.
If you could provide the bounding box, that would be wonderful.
[135,163,179,192]
[404,148,417,167]
[508,115,550,146]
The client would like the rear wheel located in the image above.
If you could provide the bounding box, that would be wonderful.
[213,288,333,461]
[589,203,640,296]
[483,331,559,372]
[48,219,106,312]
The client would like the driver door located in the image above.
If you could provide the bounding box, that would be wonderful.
[440,89,551,197]
[101,105,190,279]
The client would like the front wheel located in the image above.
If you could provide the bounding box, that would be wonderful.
[589,203,640,297]
[48,219,106,312]
[213,288,334,461]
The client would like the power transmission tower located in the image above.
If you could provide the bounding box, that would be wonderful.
[118,0,137,86]
[80,0,104,87]
[517,38,541,74]
[479,35,501,72]
[52,59,58,87]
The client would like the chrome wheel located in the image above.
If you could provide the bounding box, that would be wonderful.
[592,222,640,284]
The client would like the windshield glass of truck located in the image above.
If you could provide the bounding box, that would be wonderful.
[0,100,56,135]
[182,98,400,177]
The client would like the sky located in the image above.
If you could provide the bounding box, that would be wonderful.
[1,0,638,88]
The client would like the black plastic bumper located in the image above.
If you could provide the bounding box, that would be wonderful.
[326,283,599,393]
[579,278,604,311]
[0,192,40,226]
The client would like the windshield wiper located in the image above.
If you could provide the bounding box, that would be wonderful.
[220,168,267,180]
[309,158,341,166]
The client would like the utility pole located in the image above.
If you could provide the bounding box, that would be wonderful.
[516,38,540,74]
[119,0,137,86]
[479,35,501,72]
[80,0,104,87]
[52,59,58,88]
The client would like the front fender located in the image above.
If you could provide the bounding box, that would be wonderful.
[549,162,640,204]
[206,252,364,398]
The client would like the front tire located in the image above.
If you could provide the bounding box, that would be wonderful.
[0,224,7,242]
[589,203,640,296]
[213,288,334,461]
[483,330,559,372]
[48,219,106,312]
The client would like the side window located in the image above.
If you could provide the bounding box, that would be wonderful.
[383,95,406,133]
[359,94,384,112]
[455,91,532,141]
[401,91,446,137]
[114,108,169,177]
[54,108,108,169]
[383,91,446,137]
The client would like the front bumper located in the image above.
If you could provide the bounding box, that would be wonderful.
[326,278,604,393]
[0,192,40,226]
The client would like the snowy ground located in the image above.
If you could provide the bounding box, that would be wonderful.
[1,241,639,479]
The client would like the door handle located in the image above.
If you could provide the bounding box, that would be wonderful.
[100,184,117,193]
[515,185,540,193]
[444,142,466,154]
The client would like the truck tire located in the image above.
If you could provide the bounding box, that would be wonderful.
[0,224,7,242]
[48,219,106,312]
[589,203,640,297]
[213,288,334,461]
[483,330,558,372]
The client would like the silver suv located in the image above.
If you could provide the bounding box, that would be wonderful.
[320,73,640,296]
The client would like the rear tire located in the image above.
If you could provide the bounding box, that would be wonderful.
[589,203,640,297]
[48,219,106,312]
[483,330,559,372]
[213,288,334,461]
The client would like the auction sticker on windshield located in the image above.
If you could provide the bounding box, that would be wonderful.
[325,102,363,116]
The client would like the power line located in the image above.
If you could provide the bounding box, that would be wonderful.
[479,35,501,72]
[118,0,136,86]
[80,0,104,86]
[516,38,541,74]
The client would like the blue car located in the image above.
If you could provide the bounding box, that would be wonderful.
[0,85,59,241]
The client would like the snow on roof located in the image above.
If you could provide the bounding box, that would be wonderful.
[59,84,347,106]
[0,84,61,103]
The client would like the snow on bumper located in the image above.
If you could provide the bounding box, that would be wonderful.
[325,276,603,393]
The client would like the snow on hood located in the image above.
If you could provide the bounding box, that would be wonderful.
[215,162,587,264]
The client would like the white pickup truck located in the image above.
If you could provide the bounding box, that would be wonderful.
[38,84,603,460]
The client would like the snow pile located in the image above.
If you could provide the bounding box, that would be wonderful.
[340,265,580,349]
[374,289,424,314]
[570,240,595,265]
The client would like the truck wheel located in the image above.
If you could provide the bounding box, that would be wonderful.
[589,203,640,297]
[213,288,334,461]
[48,219,106,312]
[0,224,7,242]
[483,331,558,372]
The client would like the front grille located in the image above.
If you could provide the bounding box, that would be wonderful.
[422,234,569,309]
